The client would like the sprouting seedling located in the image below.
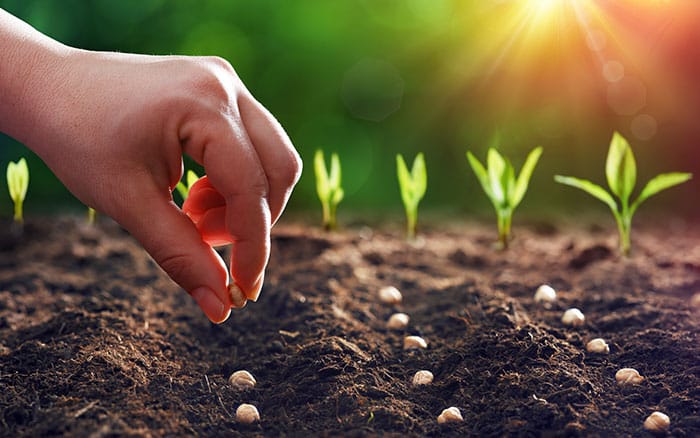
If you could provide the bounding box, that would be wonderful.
[7,158,29,224]
[87,207,96,225]
[396,152,427,239]
[314,150,344,231]
[466,146,543,249]
[555,132,692,256]
[175,170,200,201]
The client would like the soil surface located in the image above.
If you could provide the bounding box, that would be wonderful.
[0,216,698,437]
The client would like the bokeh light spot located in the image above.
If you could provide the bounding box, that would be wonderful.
[630,114,658,140]
[603,61,625,82]
[607,76,647,115]
[341,59,404,122]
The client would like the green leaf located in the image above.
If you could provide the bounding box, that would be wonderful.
[606,132,636,202]
[466,151,492,200]
[7,158,29,202]
[396,154,413,208]
[631,172,692,214]
[175,182,188,200]
[554,175,618,213]
[487,148,506,205]
[329,153,341,192]
[314,150,329,201]
[502,158,515,206]
[186,170,199,188]
[411,152,427,201]
[332,187,344,205]
[512,146,543,209]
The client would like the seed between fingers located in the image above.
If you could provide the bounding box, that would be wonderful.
[229,283,247,308]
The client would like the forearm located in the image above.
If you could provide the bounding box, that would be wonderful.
[0,9,73,147]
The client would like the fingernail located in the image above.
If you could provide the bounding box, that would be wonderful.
[191,287,229,323]
[248,274,264,302]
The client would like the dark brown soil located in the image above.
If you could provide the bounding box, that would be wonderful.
[1,216,698,437]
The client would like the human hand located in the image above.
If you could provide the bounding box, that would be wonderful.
[10,49,301,323]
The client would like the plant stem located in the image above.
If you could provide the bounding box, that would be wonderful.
[616,215,631,256]
[87,207,96,225]
[406,209,416,240]
[497,211,511,249]
[13,201,23,224]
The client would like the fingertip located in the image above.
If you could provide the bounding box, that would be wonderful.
[191,286,231,323]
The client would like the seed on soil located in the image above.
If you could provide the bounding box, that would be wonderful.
[228,370,256,389]
[615,367,644,386]
[228,283,247,308]
[643,411,670,434]
[561,308,585,326]
[403,335,427,350]
[379,286,403,304]
[586,338,610,354]
[412,370,434,385]
[534,284,557,303]
[235,403,260,424]
[437,407,463,424]
[691,292,700,308]
[387,313,410,330]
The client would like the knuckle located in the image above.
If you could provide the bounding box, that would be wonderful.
[278,149,303,187]
[156,252,193,285]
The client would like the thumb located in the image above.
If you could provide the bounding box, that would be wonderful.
[116,189,234,323]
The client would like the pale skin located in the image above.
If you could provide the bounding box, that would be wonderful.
[0,10,302,323]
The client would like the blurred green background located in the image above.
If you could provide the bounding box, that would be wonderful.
[1,0,699,222]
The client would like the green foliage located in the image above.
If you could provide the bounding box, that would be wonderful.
[555,132,692,255]
[6,158,29,224]
[175,170,200,202]
[314,150,344,230]
[467,146,543,248]
[396,152,427,239]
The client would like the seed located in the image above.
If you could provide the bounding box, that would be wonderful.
[586,338,610,354]
[412,370,434,385]
[561,308,585,326]
[643,411,670,434]
[437,407,463,424]
[615,367,644,386]
[379,286,402,304]
[691,292,700,308]
[229,283,247,309]
[534,284,557,303]
[228,370,256,389]
[387,313,410,330]
[235,403,260,424]
[403,335,427,350]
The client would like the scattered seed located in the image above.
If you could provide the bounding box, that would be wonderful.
[437,407,463,424]
[228,370,256,389]
[379,286,403,304]
[561,308,585,326]
[586,338,610,354]
[615,367,644,386]
[229,283,247,308]
[691,292,700,308]
[534,284,557,303]
[643,411,670,434]
[403,335,427,350]
[235,403,260,424]
[387,313,410,330]
[412,370,434,385]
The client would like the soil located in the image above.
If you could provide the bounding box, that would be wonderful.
[0,216,698,437]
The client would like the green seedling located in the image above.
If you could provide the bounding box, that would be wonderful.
[467,146,543,249]
[175,170,200,201]
[396,152,427,239]
[555,132,691,256]
[314,150,344,231]
[7,158,29,224]
[87,207,96,225]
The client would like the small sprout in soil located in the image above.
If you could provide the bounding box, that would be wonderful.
[396,152,427,240]
[615,367,644,386]
[175,169,200,201]
[228,370,256,389]
[6,158,29,224]
[228,283,247,309]
[379,286,403,305]
[467,146,543,249]
[403,335,428,350]
[644,411,670,435]
[387,312,410,330]
[561,308,585,327]
[314,150,344,231]
[437,407,463,424]
[235,403,260,424]
[87,207,96,225]
[555,132,692,256]
[534,284,557,304]
[586,338,610,354]
[412,370,434,385]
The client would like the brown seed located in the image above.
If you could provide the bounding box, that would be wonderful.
[643,411,670,434]
[615,367,644,386]
[229,283,247,308]
[412,370,434,385]
[228,370,256,389]
[235,403,260,424]
[387,313,410,330]
[437,407,463,424]
[586,338,610,354]
[403,335,428,350]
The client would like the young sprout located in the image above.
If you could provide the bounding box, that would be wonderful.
[87,207,97,225]
[467,146,543,249]
[396,152,427,239]
[555,132,692,256]
[175,169,200,201]
[6,158,29,224]
[314,150,344,230]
